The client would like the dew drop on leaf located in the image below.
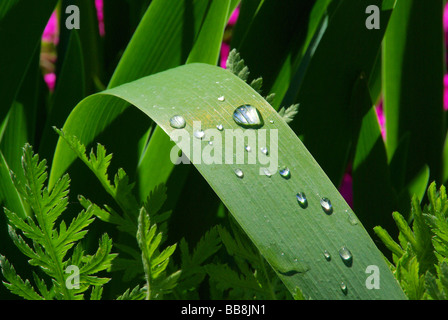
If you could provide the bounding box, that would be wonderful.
[279,167,291,179]
[194,130,205,139]
[217,124,224,131]
[234,168,244,178]
[169,115,186,129]
[233,104,264,128]
[260,147,269,155]
[340,282,348,295]
[320,198,333,214]
[296,192,307,208]
[323,250,331,261]
[339,246,353,267]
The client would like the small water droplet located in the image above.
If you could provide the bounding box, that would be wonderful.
[218,96,225,102]
[269,120,274,124]
[208,141,213,145]
[279,167,291,179]
[323,250,331,261]
[339,246,353,267]
[320,198,333,214]
[194,130,205,139]
[169,115,186,129]
[262,168,272,177]
[296,192,307,208]
[260,147,269,155]
[340,282,348,295]
[346,210,358,225]
[234,168,244,178]
[233,104,264,128]
[217,124,224,131]
[245,145,251,152]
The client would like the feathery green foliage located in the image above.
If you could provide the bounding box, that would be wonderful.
[375,182,448,299]
[0,144,116,299]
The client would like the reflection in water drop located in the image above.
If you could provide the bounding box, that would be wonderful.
[320,198,333,214]
[169,115,186,129]
[234,168,244,179]
[233,104,264,128]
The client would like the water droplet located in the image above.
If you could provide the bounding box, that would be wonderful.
[194,130,205,139]
[218,96,225,102]
[296,192,307,208]
[339,246,353,267]
[340,282,348,295]
[169,115,186,129]
[320,198,333,214]
[217,124,224,131]
[245,145,251,152]
[262,168,272,177]
[208,141,213,145]
[234,168,244,178]
[269,120,274,124]
[263,243,309,276]
[323,250,331,261]
[279,167,291,179]
[260,147,269,155]
[233,104,264,128]
[346,210,358,225]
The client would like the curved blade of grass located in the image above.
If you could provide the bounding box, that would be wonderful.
[50,63,406,299]
[284,0,394,187]
[0,0,57,121]
[351,75,397,240]
[231,0,326,109]
[383,0,445,186]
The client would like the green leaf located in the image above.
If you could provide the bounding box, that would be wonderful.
[383,0,445,187]
[0,0,57,122]
[0,255,44,300]
[287,0,394,186]
[50,63,406,299]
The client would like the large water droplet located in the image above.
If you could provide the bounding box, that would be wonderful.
[339,246,353,267]
[323,250,331,261]
[279,167,291,179]
[194,130,205,139]
[234,168,244,179]
[233,104,264,128]
[296,192,308,208]
[169,115,186,129]
[320,198,333,214]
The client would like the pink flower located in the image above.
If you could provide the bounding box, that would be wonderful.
[42,11,59,45]
[95,0,105,36]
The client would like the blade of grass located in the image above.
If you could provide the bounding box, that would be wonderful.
[50,63,406,299]
[382,0,445,186]
[0,0,57,122]
[284,0,394,187]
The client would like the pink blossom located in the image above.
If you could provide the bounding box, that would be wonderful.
[95,0,105,36]
[42,11,59,44]
[44,73,57,92]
